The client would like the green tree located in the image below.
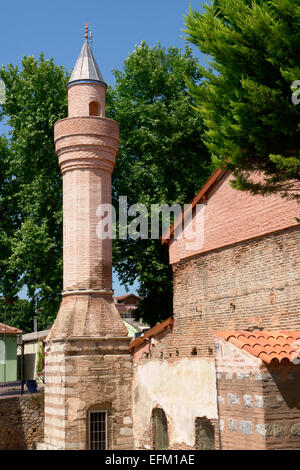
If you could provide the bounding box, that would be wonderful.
[107,42,213,325]
[0,136,19,295]
[184,0,300,199]
[0,55,68,325]
[0,298,36,333]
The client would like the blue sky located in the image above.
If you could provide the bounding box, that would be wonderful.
[1,0,207,84]
[1,0,208,296]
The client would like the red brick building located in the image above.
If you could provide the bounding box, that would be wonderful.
[114,294,140,319]
[131,169,300,450]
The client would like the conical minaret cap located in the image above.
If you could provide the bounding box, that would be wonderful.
[68,39,107,88]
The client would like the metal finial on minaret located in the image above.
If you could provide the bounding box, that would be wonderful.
[85,23,89,40]
[89,30,93,47]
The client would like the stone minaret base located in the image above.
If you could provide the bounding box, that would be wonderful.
[38,336,133,450]
[37,293,134,450]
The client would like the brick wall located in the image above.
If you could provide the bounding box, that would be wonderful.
[68,83,106,118]
[0,392,44,450]
[169,171,299,264]
[169,225,300,358]
[132,327,173,363]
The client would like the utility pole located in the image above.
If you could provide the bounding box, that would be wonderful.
[3,300,6,383]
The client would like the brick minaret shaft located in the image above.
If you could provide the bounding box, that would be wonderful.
[41,32,133,450]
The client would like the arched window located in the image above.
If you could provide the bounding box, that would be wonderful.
[89,101,101,116]
[152,407,169,450]
[195,417,215,450]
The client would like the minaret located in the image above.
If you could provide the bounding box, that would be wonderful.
[40,27,133,450]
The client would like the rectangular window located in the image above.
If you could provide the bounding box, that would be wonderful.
[88,410,107,450]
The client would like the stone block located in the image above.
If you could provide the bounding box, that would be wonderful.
[240,420,253,435]
[243,394,253,408]
[228,419,238,431]
[227,393,240,405]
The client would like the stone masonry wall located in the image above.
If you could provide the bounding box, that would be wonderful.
[170,226,300,358]
[0,392,44,450]
[215,339,300,450]
[44,338,133,450]
[263,364,300,450]
[215,339,268,450]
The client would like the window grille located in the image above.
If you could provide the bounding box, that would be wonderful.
[88,410,107,450]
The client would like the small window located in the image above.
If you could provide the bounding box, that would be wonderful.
[195,417,215,450]
[88,410,107,450]
[89,101,100,116]
[152,408,169,450]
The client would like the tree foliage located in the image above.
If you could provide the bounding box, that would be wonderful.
[0,297,37,333]
[0,55,68,327]
[107,42,213,325]
[184,0,300,199]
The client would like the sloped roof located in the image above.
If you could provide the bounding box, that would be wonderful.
[161,169,225,244]
[129,317,174,352]
[22,329,50,342]
[68,39,106,87]
[0,323,23,335]
[215,330,300,365]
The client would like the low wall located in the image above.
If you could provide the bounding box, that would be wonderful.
[0,392,44,449]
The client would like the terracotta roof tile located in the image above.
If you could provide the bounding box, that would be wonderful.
[215,330,300,365]
[0,323,23,335]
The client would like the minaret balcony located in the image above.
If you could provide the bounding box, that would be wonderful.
[54,116,119,174]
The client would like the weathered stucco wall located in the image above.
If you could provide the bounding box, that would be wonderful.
[132,358,217,449]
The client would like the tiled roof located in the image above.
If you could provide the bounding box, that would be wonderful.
[215,330,300,365]
[0,323,23,335]
[129,317,174,352]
